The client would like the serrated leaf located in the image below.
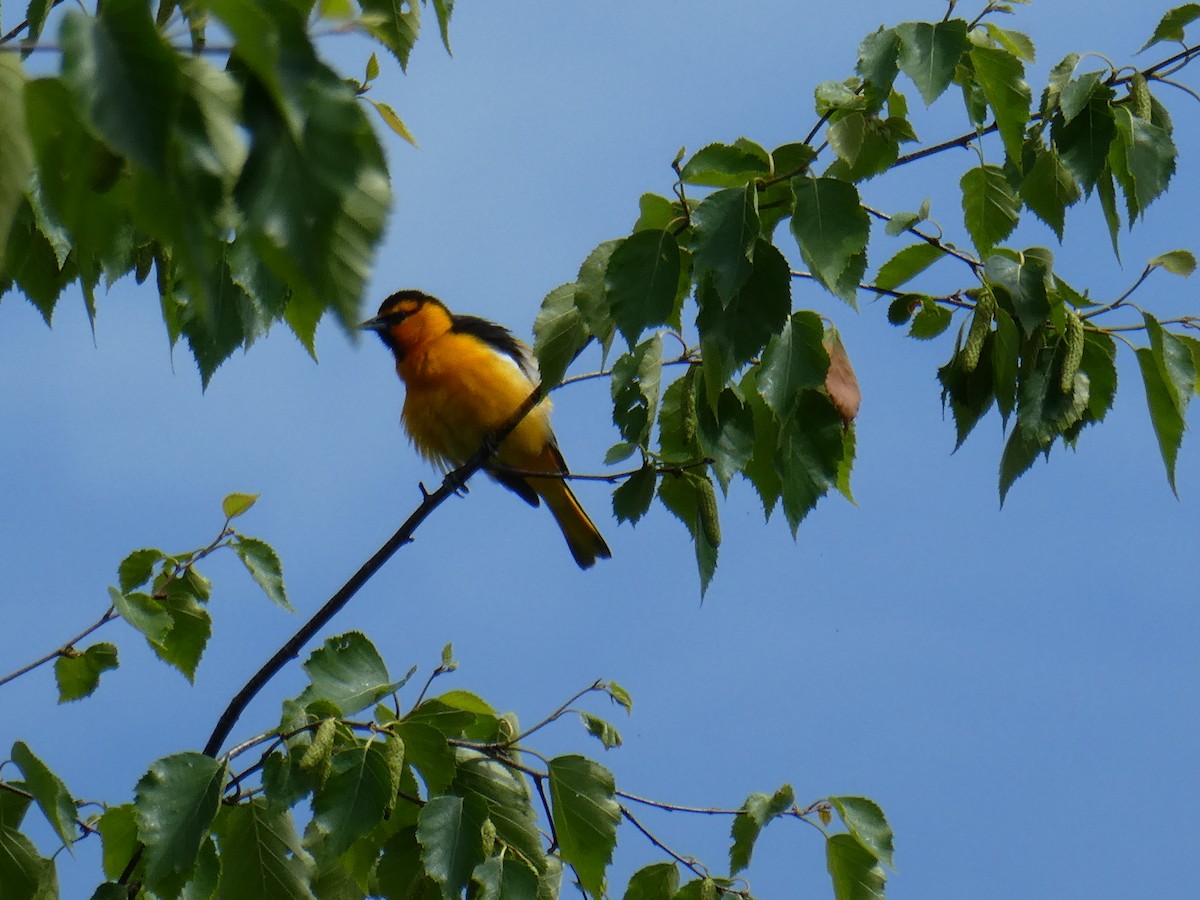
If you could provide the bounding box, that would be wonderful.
[118,548,166,593]
[214,799,315,899]
[548,755,620,899]
[311,739,402,860]
[830,796,894,868]
[1019,143,1080,241]
[110,587,172,646]
[984,23,1035,62]
[777,392,846,534]
[790,176,870,304]
[0,804,55,900]
[826,833,886,900]
[234,536,291,611]
[222,492,259,520]
[55,642,119,703]
[97,804,139,882]
[451,752,544,873]
[602,681,633,714]
[135,752,226,892]
[622,861,679,900]
[10,743,77,853]
[908,299,952,339]
[580,713,623,750]
[612,464,656,525]
[1052,84,1116,195]
[856,28,900,112]
[1112,106,1177,218]
[873,242,945,291]
[395,721,456,795]
[757,312,829,416]
[369,98,419,147]
[1141,3,1200,51]
[657,471,718,595]
[729,785,795,874]
[680,141,771,187]
[999,416,1047,505]
[985,250,1051,335]
[470,855,541,900]
[690,186,759,302]
[0,57,35,272]
[298,631,404,716]
[1149,249,1196,276]
[534,282,591,390]
[960,165,1019,255]
[895,20,968,105]
[605,230,681,348]
[969,46,1032,166]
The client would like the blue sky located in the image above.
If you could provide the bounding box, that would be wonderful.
[2,1,1198,897]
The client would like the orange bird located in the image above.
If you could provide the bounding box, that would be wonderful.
[362,290,612,569]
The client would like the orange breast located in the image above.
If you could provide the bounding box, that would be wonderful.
[398,331,555,470]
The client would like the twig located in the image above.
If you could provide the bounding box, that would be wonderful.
[0,606,119,689]
[1081,264,1153,320]
[504,680,604,746]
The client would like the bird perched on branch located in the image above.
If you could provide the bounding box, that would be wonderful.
[362,290,612,569]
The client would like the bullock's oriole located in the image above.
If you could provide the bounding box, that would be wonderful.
[362,290,612,569]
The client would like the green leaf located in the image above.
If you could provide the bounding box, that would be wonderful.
[360,0,421,70]
[622,862,679,900]
[152,590,212,682]
[873,242,945,291]
[110,586,172,646]
[54,642,119,703]
[534,282,591,391]
[1097,166,1122,258]
[612,464,657,526]
[1141,3,1200,51]
[97,804,139,882]
[575,239,622,357]
[908,298,952,340]
[830,796,894,869]
[894,20,968,105]
[969,46,1032,166]
[1051,84,1116,195]
[999,415,1048,504]
[790,176,870,304]
[369,98,419,146]
[296,632,405,716]
[777,392,846,534]
[985,249,1052,335]
[729,784,795,874]
[1136,341,1185,492]
[1112,106,1177,219]
[690,186,759,302]
[601,681,633,714]
[992,307,1020,424]
[960,164,1020,255]
[395,721,456,795]
[0,793,56,900]
[757,312,829,416]
[1019,143,1081,241]
[1149,249,1197,276]
[983,23,1036,62]
[471,855,541,900]
[605,230,682,348]
[696,388,755,491]
[234,536,291,611]
[680,141,771,187]
[312,739,403,861]
[118,548,165,593]
[856,28,900,112]
[695,241,792,400]
[222,492,260,520]
[214,800,315,899]
[580,713,623,750]
[135,752,226,892]
[938,337,996,449]
[1017,344,1090,443]
[657,471,719,595]
[548,755,620,899]
[60,1,181,175]
[451,752,544,874]
[826,833,886,900]
[10,743,77,852]
[0,58,34,272]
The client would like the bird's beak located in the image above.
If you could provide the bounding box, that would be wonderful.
[359,315,387,332]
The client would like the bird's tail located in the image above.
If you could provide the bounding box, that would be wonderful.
[535,476,612,570]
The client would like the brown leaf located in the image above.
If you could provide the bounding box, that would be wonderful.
[823,329,861,425]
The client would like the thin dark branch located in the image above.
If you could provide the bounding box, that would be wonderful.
[0,606,119,689]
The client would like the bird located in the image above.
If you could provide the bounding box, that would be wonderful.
[362,289,612,569]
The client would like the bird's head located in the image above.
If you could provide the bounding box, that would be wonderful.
[361,290,450,356]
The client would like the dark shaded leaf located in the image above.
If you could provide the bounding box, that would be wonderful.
[690,186,759,302]
[135,752,225,892]
[790,176,869,304]
[826,833,886,900]
[960,165,1020,255]
[549,756,620,898]
[895,20,968,105]
[214,800,315,899]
